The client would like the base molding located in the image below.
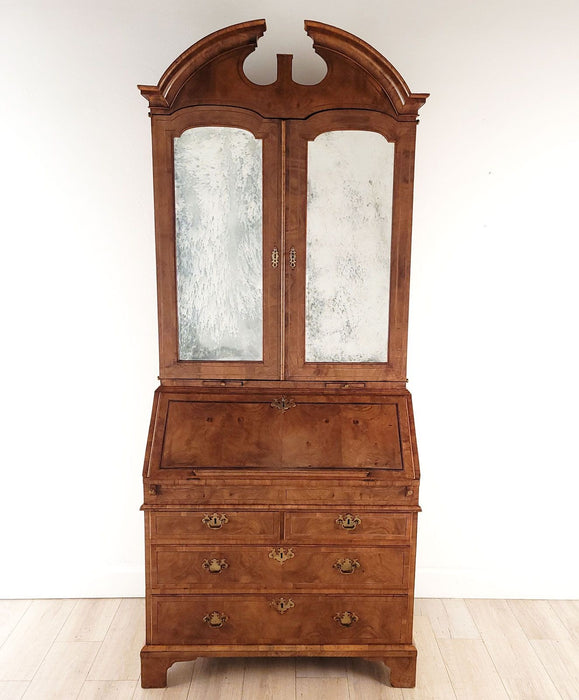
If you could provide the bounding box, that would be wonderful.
[140,643,417,688]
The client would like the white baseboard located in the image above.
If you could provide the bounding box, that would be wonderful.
[415,567,579,599]
[0,565,145,599]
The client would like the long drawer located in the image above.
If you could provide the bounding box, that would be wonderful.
[151,545,409,591]
[151,594,410,645]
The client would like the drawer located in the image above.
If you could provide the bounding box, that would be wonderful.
[150,511,280,543]
[151,545,409,592]
[151,594,409,645]
[285,511,411,543]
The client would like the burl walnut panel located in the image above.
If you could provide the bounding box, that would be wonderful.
[160,400,403,470]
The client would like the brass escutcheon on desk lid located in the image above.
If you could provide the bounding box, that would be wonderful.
[202,558,229,574]
[333,557,361,574]
[336,514,361,530]
[270,597,295,614]
[270,396,296,411]
[269,547,295,564]
[334,611,359,627]
[202,513,229,529]
[203,611,228,628]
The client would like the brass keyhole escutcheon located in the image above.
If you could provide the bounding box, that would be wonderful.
[333,557,361,575]
[289,246,297,269]
[271,247,279,268]
[202,558,229,574]
[202,513,229,529]
[270,597,295,614]
[336,514,361,530]
[270,396,296,412]
[203,611,228,628]
[269,547,295,564]
[334,611,359,627]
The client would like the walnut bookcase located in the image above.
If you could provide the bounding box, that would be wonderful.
[138,19,428,688]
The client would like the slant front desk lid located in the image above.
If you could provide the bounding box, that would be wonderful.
[144,390,418,479]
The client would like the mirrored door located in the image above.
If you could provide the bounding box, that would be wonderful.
[285,110,413,381]
[153,108,282,380]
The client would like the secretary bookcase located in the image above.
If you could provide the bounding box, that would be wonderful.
[138,19,428,688]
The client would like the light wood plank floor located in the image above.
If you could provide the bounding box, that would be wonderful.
[0,599,577,699]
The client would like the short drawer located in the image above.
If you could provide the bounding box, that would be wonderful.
[151,594,409,645]
[150,511,280,543]
[151,545,409,592]
[285,511,411,543]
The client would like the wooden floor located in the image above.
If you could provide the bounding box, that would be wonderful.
[0,599,577,699]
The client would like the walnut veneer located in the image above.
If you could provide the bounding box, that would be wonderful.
[139,19,427,689]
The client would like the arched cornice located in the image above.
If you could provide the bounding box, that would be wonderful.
[139,19,266,109]
[305,21,428,118]
[138,19,428,120]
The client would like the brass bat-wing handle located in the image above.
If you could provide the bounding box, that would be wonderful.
[334,611,359,627]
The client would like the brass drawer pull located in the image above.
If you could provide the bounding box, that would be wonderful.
[270,597,295,614]
[336,514,361,530]
[271,396,296,411]
[202,513,229,529]
[203,611,228,628]
[334,611,359,627]
[269,547,295,564]
[333,557,360,575]
[202,558,229,574]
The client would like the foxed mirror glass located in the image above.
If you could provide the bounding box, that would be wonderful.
[305,130,394,363]
[174,126,263,361]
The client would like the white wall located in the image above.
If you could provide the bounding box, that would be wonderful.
[1,0,578,599]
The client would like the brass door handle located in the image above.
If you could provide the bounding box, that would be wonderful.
[333,558,360,575]
[202,558,229,574]
[270,597,295,614]
[269,547,295,564]
[202,513,229,529]
[203,611,228,628]
[336,514,361,530]
[334,611,359,627]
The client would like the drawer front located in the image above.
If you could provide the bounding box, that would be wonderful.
[150,511,280,543]
[151,545,409,591]
[285,511,411,543]
[151,594,408,645]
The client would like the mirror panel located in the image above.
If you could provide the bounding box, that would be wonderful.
[174,126,263,361]
[305,130,394,363]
